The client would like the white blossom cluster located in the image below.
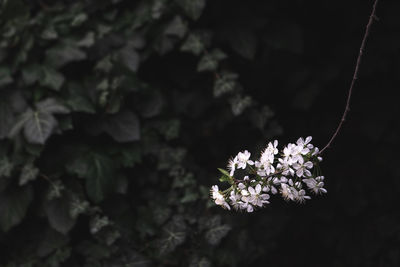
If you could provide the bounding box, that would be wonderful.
[210,136,327,212]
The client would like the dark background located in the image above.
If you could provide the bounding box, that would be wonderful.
[0,0,399,266]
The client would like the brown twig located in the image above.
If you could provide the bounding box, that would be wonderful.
[319,0,379,154]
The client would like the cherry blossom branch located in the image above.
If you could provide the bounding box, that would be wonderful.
[320,0,379,154]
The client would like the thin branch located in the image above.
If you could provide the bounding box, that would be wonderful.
[319,0,379,154]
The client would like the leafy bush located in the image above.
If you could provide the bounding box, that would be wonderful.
[2,0,399,266]
[0,0,278,266]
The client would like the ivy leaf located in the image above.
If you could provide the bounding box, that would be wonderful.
[19,163,39,186]
[118,145,141,168]
[175,0,206,20]
[9,98,69,144]
[164,16,187,38]
[36,228,69,258]
[71,13,88,27]
[109,250,150,267]
[41,27,58,40]
[213,72,238,97]
[0,97,14,139]
[189,256,212,267]
[65,83,96,114]
[45,194,76,234]
[229,94,252,116]
[197,49,226,72]
[0,157,13,178]
[88,110,141,143]
[47,180,65,200]
[23,109,58,145]
[84,153,114,203]
[36,98,70,114]
[181,33,205,55]
[0,185,33,232]
[204,216,231,246]
[40,66,65,91]
[227,28,257,60]
[45,44,87,69]
[119,44,140,73]
[156,216,187,255]
[22,64,42,85]
[69,195,90,219]
[89,215,110,234]
[0,66,13,87]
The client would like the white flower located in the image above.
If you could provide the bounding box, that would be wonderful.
[292,189,311,203]
[241,189,249,196]
[260,140,279,163]
[248,184,270,207]
[236,150,254,169]
[270,185,278,195]
[255,158,275,176]
[240,196,254,212]
[227,158,236,176]
[277,157,295,176]
[229,191,243,210]
[303,176,327,194]
[283,143,303,163]
[280,183,294,201]
[210,185,231,210]
[296,136,312,154]
[293,161,313,177]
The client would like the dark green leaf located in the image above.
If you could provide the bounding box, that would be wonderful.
[23,109,57,145]
[40,66,65,91]
[89,215,110,234]
[45,195,76,234]
[71,13,88,27]
[175,0,206,20]
[0,97,14,139]
[0,157,13,178]
[47,180,65,200]
[156,216,187,255]
[41,27,58,40]
[119,45,140,72]
[75,31,95,47]
[0,185,33,232]
[65,83,96,114]
[228,29,257,60]
[89,111,140,143]
[205,224,231,246]
[36,228,69,257]
[217,168,230,177]
[180,31,211,55]
[229,94,252,116]
[181,34,204,55]
[164,16,187,38]
[45,44,86,69]
[36,98,70,114]
[0,66,13,87]
[69,195,90,219]
[189,257,212,267]
[213,72,238,97]
[9,98,67,144]
[22,64,42,85]
[84,153,114,203]
[19,163,39,186]
[197,49,226,72]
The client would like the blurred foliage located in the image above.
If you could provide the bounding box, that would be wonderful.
[0,0,279,266]
[1,0,400,266]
